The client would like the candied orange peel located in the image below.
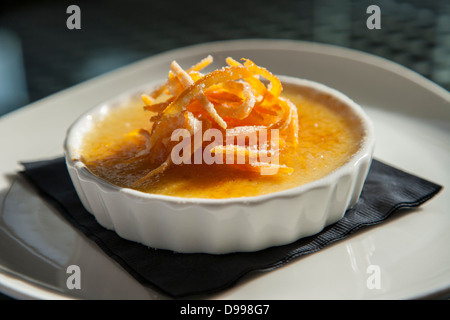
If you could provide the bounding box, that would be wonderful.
[133,56,299,186]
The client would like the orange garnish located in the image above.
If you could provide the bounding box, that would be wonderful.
[132,56,300,186]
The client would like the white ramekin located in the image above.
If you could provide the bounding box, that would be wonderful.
[64,76,375,254]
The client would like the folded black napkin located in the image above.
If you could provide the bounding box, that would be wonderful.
[19,157,442,298]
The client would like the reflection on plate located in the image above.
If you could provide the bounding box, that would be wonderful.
[0,40,449,300]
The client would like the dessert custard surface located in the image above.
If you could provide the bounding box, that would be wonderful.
[80,88,362,199]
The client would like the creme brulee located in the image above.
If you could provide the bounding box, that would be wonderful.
[79,85,362,199]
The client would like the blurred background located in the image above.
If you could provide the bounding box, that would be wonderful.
[0,0,449,117]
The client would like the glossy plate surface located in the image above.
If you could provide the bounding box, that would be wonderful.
[0,39,449,299]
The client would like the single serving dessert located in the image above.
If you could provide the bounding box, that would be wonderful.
[78,56,363,199]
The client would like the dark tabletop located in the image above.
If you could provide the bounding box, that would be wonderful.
[0,0,449,300]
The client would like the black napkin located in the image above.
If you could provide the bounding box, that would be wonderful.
[19,157,442,298]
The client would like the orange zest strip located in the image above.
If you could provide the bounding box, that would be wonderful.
[242,58,282,98]
[162,65,254,117]
[170,60,228,129]
[132,56,300,185]
[187,55,213,72]
[132,154,173,187]
[141,94,154,106]
[143,99,173,113]
[226,57,268,98]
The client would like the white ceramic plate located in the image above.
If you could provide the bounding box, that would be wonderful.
[0,39,449,300]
